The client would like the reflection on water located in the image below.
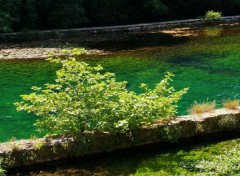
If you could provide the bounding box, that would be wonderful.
[203,27,222,36]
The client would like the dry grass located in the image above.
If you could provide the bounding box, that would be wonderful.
[188,101,216,115]
[223,100,240,110]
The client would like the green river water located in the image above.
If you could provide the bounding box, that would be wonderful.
[1,25,240,175]
[1,26,240,142]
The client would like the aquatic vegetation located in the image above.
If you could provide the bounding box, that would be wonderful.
[188,101,216,115]
[133,139,240,175]
[223,99,240,110]
[195,145,240,175]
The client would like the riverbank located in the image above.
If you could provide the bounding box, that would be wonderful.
[0,16,239,60]
[1,108,240,171]
[1,16,240,42]
[0,16,240,174]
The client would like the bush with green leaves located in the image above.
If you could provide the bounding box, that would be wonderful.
[1,0,240,33]
[204,10,222,22]
[15,50,188,137]
[0,11,13,32]
[0,168,5,176]
[0,158,5,176]
[0,0,21,32]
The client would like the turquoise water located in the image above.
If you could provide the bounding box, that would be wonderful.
[0,60,57,141]
[1,26,240,142]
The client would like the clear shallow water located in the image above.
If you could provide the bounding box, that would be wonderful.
[0,60,57,141]
[1,26,240,142]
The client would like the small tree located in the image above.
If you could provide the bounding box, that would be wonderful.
[204,10,222,23]
[0,0,21,33]
[15,49,188,137]
[0,11,13,32]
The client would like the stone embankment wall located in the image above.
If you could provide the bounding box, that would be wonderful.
[0,16,240,42]
[0,108,240,169]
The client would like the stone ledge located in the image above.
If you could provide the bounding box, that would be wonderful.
[0,108,240,169]
[0,16,240,42]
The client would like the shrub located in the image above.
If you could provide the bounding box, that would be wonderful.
[33,141,44,150]
[188,101,216,115]
[143,0,169,17]
[0,0,21,32]
[15,49,188,137]
[0,11,13,32]
[204,10,222,22]
[42,0,87,28]
[20,0,38,29]
[223,100,240,110]
[0,158,5,176]
[0,167,5,176]
[83,0,122,24]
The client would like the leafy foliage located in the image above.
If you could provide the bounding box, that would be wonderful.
[0,0,21,32]
[0,11,13,32]
[1,0,240,32]
[181,140,240,175]
[20,0,38,29]
[83,0,124,24]
[0,168,5,176]
[133,138,240,175]
[44,0,87,28]
[15,49,187,136]
[0,158,6,176]
[195,145,240,175]
[204,10,222,22]
[143,0,169,17]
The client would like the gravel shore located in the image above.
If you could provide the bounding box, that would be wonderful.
[0,41,111,60]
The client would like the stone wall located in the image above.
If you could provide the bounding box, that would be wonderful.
[0,108,240,169]
[0,16,240,42]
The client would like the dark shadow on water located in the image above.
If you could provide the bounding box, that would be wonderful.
[0,31,190,52]
[83,32,189,51]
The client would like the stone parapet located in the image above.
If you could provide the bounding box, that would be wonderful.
[0,108,240,169]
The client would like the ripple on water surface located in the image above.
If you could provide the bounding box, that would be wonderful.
[1,26,240,142]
